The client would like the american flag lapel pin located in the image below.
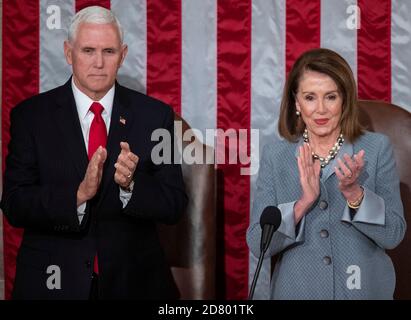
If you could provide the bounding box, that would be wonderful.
[119,116,126,126]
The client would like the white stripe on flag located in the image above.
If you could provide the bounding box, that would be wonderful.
[40,0,75,92]
[181,0,217,143]
[249,0,286,300]
[391,0,411,113]
[112,0,147,94]
[321,0,358,79]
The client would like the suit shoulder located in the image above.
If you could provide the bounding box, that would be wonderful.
[11,85,64,117]
[117,85,173,116]
[262,137,297,160]
[355,131,391,151]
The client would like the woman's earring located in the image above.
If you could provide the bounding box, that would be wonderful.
[296,110,301,117]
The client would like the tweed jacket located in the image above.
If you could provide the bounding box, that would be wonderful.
[246,131,406,299]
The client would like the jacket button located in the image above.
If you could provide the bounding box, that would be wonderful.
[85,260,91,269]
[320,229,329,238]
[319,200,328,210]
[323,256,332,265]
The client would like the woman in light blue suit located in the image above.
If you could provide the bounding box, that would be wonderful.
[247,48,406,300]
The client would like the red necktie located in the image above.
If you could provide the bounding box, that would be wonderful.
[88,102,107,160]
[88,102,107,274]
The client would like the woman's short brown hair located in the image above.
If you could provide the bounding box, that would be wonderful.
[278,48,363,142]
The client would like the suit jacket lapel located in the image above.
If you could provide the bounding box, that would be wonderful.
[98,84,134,206]
[321,141,353,182]
[294,137,354,182]
[53,80,89,180]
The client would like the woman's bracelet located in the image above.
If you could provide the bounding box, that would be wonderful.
[347,186,364,209]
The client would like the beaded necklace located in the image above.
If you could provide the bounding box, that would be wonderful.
[303,129,344,168]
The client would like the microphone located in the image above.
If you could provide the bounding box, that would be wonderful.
[259,206,282,253]
[249,206,282,300]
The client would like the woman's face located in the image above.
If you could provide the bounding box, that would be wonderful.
[295,70,343,140]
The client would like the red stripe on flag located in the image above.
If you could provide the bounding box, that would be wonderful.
[285,0,321,74]
[76,0,110,12]
[146,0,182,115]
[2,0,40,300]
[217,0,251,300]
[357,0,391,102]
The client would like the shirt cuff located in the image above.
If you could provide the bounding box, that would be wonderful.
[119,181,134,208]
[341,187,385,226]
[77,202,86,224]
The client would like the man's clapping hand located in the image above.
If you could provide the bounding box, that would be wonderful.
[114,142,139,189]
[77,146,107,206]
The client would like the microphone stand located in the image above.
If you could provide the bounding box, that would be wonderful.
[248,249,266,300]
[249,206,281,300]
[248,251,265,300]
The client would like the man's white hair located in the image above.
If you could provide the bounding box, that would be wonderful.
[68,6,124,43]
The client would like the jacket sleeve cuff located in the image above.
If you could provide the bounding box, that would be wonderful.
[341,187,385,226]
[277,201,306,242]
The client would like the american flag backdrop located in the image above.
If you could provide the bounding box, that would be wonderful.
[1,0,411,300]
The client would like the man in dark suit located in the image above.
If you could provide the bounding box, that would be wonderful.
[0,6,187,299]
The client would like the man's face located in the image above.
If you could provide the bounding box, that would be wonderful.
[64,22,127,100]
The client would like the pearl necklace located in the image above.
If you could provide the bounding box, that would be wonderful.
[303,129,344,168]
